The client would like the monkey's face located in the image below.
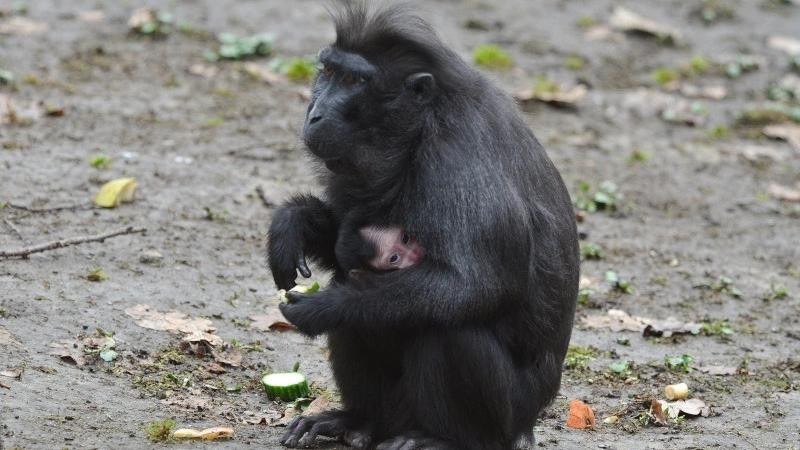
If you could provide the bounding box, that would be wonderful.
[302,46,437,178]
[361,226,424,271]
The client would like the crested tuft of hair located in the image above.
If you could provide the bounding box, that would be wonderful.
[328,1,475,89]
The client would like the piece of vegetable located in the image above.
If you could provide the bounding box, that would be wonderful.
[277,281,321,300]
[93,177,137,208]
[261,372,310,401]
[172,426,234,440]
[664,382,689,400]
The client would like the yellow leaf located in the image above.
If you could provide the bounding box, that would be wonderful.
[93,177,137,208]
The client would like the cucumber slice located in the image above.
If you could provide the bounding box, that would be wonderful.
[262,372,309,401]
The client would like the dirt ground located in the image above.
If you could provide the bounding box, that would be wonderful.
[1,0,799,449]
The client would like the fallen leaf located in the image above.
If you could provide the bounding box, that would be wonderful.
[250,310,295,332]
[763,124,800,151]
[566,399,595,430]
[302,396,333,417]
[580,309,650,332]
[515,84,587,107]
[203,362,227,374]
[643,318,702,337]
[212,348,243,367]
[768,35,800,56]
[768,183,800,202]
[172,426,233,440]
[48,340,86,366]
[272,406,298,427]
[125,304,216,334]
[649,399,668,426]
[242,63,282,84]
[741,145,788,163]
[0,368,22,379]
[0,17,48,35]
[0,327,24,348]
[609,7,682,43]
[180,331,224,356]
[661,399,710,418]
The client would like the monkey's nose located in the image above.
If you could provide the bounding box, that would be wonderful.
[308,114,323,125]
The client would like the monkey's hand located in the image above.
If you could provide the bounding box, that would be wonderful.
[280,289,345,337]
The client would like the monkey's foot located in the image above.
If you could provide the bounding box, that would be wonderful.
[281,411,370,448]
[374,433,454,450]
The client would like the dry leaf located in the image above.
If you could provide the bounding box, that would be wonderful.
[643,318,701,337]
[580,309,650,332]
[515,84,587,107]
[172,426,233,440]
[661,399,710,418]
[302,396,333,417]
[0,368,22,379]
[203,362,227,374]
[741,145,788,163]
[768,36,800,56]
[763,124,800,151]
[566,399,595,430]
[48,340,86,366]
[768,183,800,202]
[250,310,295,332]
[272,406,298,427]
[609,7,682,43]
[0,327,23,348]
[212,348,243,367]
[242,63,282,84]
[125,304,216,334]
[0,17,48,35]
[649,399,668,425]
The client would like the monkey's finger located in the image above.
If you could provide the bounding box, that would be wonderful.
[280,417,302,443]
[297,254,311,278]
[284,291,307,305]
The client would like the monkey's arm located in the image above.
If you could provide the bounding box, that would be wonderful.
[280,255,522,336]
[268,194,339,290]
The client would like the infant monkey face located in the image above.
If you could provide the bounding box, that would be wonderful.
[360,226,425,271]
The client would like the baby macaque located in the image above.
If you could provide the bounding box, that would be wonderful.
[359,226,424,271]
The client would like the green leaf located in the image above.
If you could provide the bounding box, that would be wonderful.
[99,349,118,362]
[608,360,629,373]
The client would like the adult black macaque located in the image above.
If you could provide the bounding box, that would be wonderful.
[267,3,579,450]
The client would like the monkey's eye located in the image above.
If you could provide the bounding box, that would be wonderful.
[389,254,400,264]
[318,65,334,78]
[401,233,410,245]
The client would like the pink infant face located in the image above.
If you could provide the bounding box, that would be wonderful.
[359,226,424,271]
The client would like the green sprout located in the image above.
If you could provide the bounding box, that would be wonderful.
[472,44,512,69]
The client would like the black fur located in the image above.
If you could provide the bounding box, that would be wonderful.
[267,3,578,449]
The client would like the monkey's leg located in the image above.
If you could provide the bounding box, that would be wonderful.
[375,328,517,450]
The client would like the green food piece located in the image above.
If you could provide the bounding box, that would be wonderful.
[608,360,630,374]
[290,281,320,294]
[262,372,310,401]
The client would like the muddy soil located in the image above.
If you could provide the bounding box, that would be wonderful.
[1,1,799,449]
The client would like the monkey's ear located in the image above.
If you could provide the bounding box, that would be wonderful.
[405,72,436,103]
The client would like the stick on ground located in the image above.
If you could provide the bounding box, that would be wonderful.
[0,226,146,259]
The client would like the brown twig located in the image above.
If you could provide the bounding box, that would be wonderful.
[255,185,275,208]
[5,202,93,214]
[0,226,146,259]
